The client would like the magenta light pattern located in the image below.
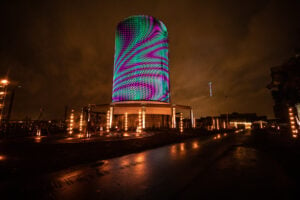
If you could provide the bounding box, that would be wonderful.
[112,15,169,102]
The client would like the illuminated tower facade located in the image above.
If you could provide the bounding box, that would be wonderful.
[112,15,169,103]
[84,15,194,132]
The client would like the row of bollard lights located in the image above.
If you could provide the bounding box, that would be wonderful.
[289,107,298,138]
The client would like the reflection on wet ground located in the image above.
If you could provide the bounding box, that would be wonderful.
[40,134,235,199]
[178,137,295,199]
[3,130,290,200]
[0,132,155,144]
[0,155,6,161]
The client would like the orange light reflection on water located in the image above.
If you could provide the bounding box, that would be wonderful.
[180,143,185,152]
[34,136,42,143]
[135,154,145,163]
[59,170,82,182]
[0,155,6,161]
[192,141,199,149]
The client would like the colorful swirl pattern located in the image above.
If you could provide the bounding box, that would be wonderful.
[112,15,169,102]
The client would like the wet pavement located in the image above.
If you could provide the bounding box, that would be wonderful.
[1,131,297,199]
[0,131,154,144]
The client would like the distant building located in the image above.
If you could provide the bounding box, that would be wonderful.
[267,52,300,124]
[197,112,267,130]
[0,79,9,125]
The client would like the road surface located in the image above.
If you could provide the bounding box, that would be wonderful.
[2,131,297,199]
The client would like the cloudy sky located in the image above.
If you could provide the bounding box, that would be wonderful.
[1,0,299,120]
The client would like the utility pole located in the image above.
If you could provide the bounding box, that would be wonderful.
[208,82,213,97]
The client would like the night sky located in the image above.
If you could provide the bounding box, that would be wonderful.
[1,0,300,120]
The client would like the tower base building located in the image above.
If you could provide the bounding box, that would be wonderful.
[86,101,194,131]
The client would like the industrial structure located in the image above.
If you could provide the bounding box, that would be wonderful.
[197,112,267,130]
[267,51,300,136]
[0,79,9,125]
[83,16,194,133]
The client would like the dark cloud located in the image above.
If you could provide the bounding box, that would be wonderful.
[0,0,299,119]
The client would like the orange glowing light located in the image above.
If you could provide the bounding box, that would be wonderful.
[106,110,110,133]
[1,79,8,85]
[142,108,146,129]
[79,112,83,132]
[179,112,183,133]
[217,134,221,139]
[0,155,6,160]
[69,109,74,135]
[137,110,142,133]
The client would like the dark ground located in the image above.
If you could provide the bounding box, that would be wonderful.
[1,129,300,199]
[0,129,220,182]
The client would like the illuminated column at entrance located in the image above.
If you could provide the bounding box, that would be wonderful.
[223,121,226,129]
[212,118,216,130]
[193,117,196,128]
[106,110,110,133]
[79,110,83,132]
[142,107,146,129]
[216,118,220,130]
[137,110,142,133]
[190,109,194,128]
[109,107,113,129]
[172,107,176,128]
[124,112,128,131]
[259,121,263,129]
